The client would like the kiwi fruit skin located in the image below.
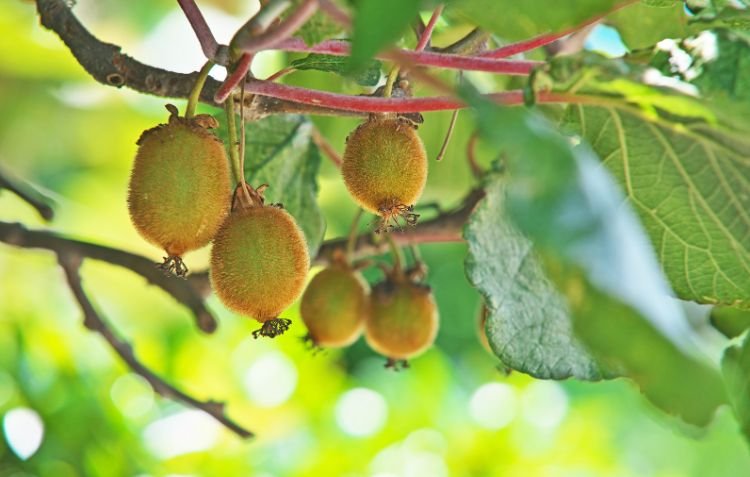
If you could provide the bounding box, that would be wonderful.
[209,205,310,321]
[342,117,428,214]
[127,113,231,257]
[300,264,368,348]
[365,279,439,360]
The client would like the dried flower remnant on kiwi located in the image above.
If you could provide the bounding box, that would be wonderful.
[127,104,231,278]
[342,115,428,233]
[209,183,310,338]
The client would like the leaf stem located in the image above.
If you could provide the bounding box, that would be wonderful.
[185,60,214,118]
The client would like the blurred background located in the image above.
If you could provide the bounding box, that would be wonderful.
[1,1,749,476]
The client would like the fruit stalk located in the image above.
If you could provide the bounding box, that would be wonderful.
[185,60,215,119]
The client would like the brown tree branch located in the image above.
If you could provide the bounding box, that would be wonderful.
[57,254,252,439]
[0,166,54,221]
[0,222,217,333]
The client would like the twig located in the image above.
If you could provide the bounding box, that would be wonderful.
[231,0,318,53]
[215,53,254,103]
[0,222,217,333]
[311,127,342,168]
[466,131,483,179]
[57,254,252,439]
[435,109,459,162]
[269,38,542,74]
[0,167,54,221]
[415,5,443,52]
[176,0,222,63]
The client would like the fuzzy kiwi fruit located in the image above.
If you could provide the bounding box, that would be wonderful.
[300,256,368,348]
[342,116,427,231]
[365,265,439,368]
[209,185,310,338]
[127,104,231,276]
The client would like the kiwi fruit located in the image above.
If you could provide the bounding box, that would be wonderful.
[127,104,231,276]
[365,264,439,368]
[342,116,427,232]
[300,255,368,349]
[209,185,310,338]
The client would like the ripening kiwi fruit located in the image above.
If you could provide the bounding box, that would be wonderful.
[210,186,310,338]
[342,116,427,231]
[300,258,368,348]
[128,104,231,276]
[365,266,439,368]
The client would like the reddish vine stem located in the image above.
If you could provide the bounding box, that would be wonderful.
[269,38,542,74]
[231,0,318,53]
[243,80,572,113]
[415,5,444,52]
[480,0,638,58]
[311,127,342,168]
[317,0,351,27]
[57,254,253,439]
[215,53,254,103]
[176,0,221,62]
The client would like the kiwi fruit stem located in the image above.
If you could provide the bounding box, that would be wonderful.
[185,60,214,119]
[384,233,404,276]
[383,66,400,98]
[345,208,364,262]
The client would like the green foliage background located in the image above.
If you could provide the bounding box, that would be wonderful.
[1,0,750,476]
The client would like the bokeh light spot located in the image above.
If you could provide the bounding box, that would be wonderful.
[142,410,220,458]
[520,380,568,429]
[3,407,44,460]
[243,351,298,407]
[110,373,155,419]
[469,382,517,430]
[335,388,388,437]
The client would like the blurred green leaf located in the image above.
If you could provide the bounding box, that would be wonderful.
[349,0,422,71]
[690,6,750,31]
[452,0,619,40]
[693,31,750,103]
[607,2,687,50]
[712,307,750,339]
[722,333,750,442]
[560,104,750,308]
[291,53,382,86]
[242,115,326,256]
[463,86,726,425]
[297,11,344,46]
[465,178,604,380]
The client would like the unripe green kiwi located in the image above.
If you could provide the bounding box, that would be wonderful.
[128,104,231,276]
[365,271,439,365]
[209,194,310,337]
[300,260,368,348]
[342,117,427,230]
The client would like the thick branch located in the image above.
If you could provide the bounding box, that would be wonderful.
[0,222,217,333]
[57,254,252,439]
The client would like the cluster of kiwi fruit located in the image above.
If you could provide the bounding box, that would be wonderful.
[125,82,437,362]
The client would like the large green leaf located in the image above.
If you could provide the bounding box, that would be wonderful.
[452,0,619,40]
[463,86,726,425]
[560,104,750,308]
[712,306,750,339]
[607,2,688,50]
[722,333,750,441]
[242,115,326,256]
[349,0,422,71]
[465,178,604,380]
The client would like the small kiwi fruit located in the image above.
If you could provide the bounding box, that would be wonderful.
[300,251,368,349]
[210,184,310,338]
[342,116,427,232]
[365,263,439,369]
[127,104,231,276]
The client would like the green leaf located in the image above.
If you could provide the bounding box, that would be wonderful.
[452,0,619,40]
[722,333,750,441]
[349,0,422,71]
[711,307,750,339]
[463,86,726,425]
[465,178,604,380]
[560,104,750,308]
[692,31,750,112]
[242,115,326,256]
[607,2,688,50]
[297,11,343,46]
[290,53,382,86]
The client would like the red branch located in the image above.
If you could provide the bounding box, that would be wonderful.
[232,0,318,53]
[415,5,444,52]
[271,38,542,74]
[215,53,253,103]
[176,0,220,61]
[242,79,572,113]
